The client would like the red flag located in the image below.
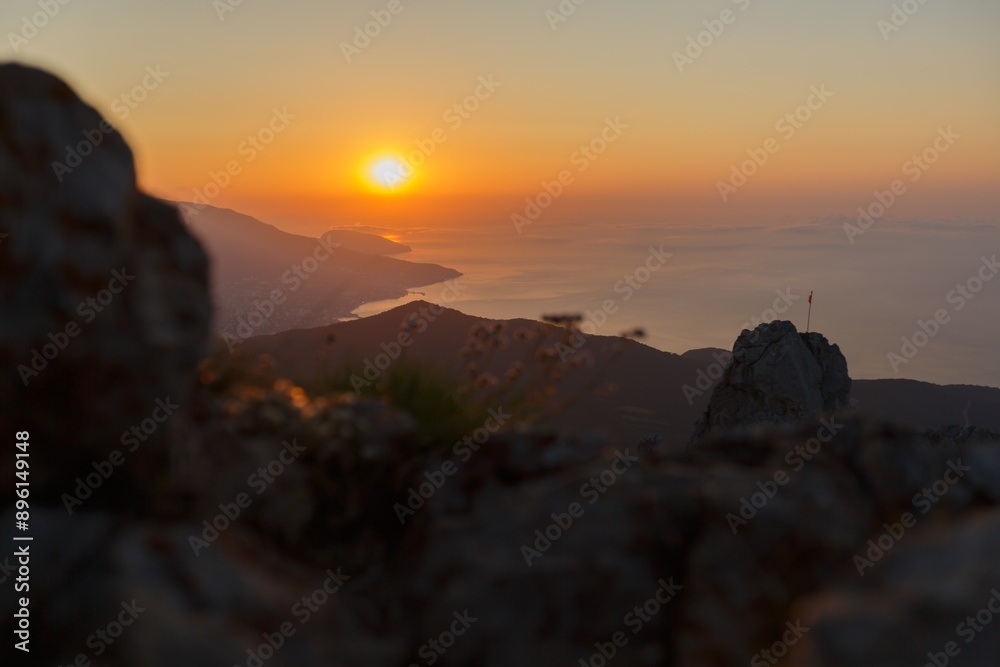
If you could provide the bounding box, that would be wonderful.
[808,291,813,304]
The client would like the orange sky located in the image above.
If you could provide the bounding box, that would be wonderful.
[3,0,998,229]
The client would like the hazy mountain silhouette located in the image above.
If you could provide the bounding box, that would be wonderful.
[234,302,1000,444]
[850,378,1000,431]
[178,203,413,255]
[234,300,714,446]
[177,203,460,336]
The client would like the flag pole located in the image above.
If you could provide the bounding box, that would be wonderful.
[806,291,813,333]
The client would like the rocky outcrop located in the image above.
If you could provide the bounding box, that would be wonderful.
[691,320,851,443]
[8,371,1000,666]
[0,63,211,505]
[789,510,1000,666]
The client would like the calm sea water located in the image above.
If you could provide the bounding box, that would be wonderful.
[348,219,1000,388]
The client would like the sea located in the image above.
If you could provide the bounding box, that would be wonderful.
[342,218,1000,388]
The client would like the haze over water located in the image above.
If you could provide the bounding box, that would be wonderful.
[341,217,1000,389]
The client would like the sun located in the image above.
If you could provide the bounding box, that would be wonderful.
[367,155,413,192]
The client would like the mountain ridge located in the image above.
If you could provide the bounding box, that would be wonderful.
[175,201,413,255]
[175,205,460,336]
[233,301,1000,443]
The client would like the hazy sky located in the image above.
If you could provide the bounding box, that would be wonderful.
[2,0,998,229]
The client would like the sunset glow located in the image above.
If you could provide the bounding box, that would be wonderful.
[4,0,994,230]
[368,155,412,193]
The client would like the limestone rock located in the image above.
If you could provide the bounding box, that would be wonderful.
[691,321,851,443]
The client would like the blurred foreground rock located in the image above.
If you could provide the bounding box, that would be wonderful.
[7,374,1000,665]
[0,63,210,505]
